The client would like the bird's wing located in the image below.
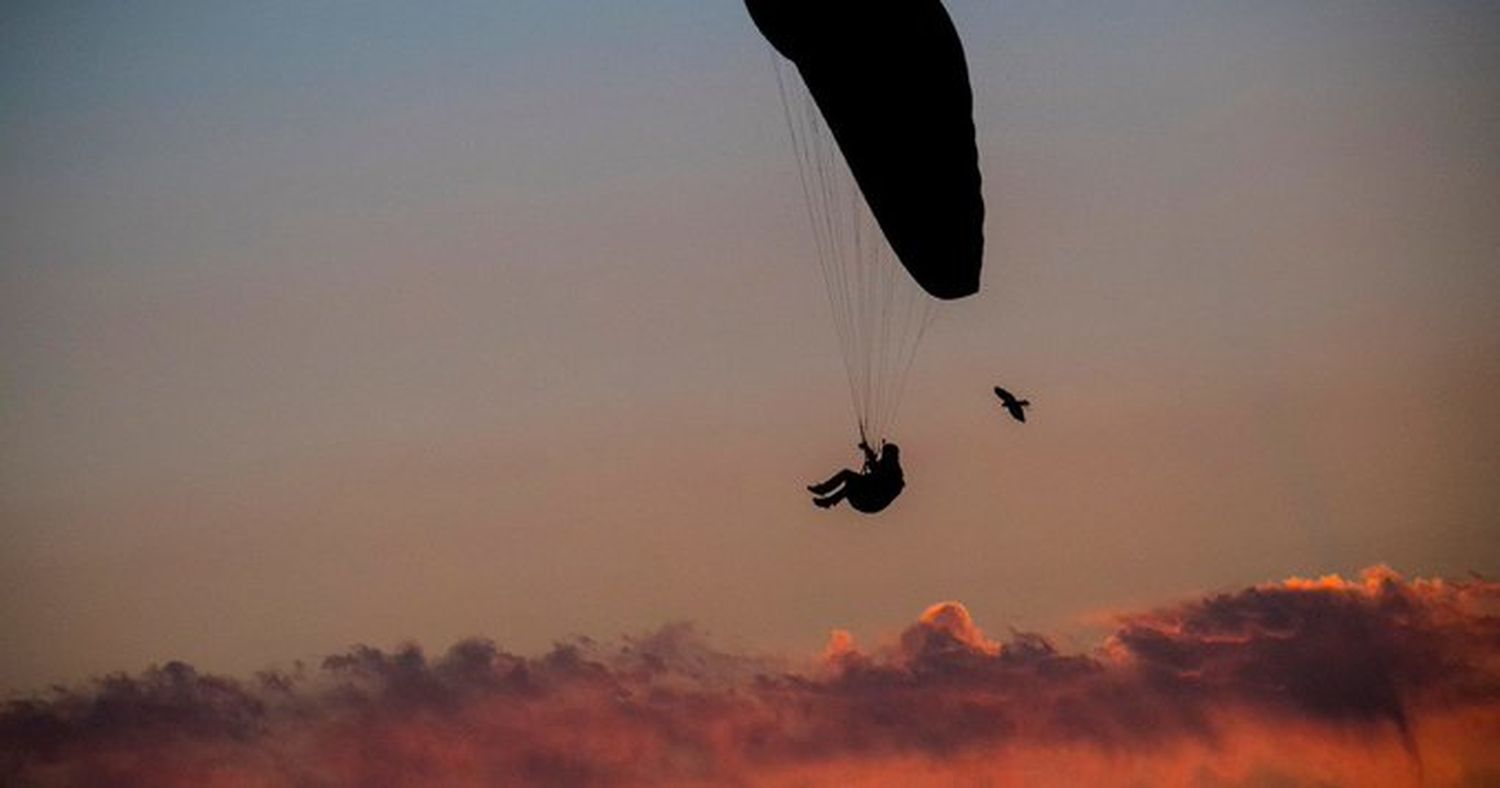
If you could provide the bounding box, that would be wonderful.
[994,386,1012,402]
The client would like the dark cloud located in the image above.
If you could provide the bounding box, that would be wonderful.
[4,567,1498,786]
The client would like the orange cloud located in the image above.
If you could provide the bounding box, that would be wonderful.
[4,567,1498,786]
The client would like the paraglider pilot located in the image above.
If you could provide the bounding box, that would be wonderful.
[808,440,905,513]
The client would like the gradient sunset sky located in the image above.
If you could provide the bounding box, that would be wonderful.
[3,0,1498,705]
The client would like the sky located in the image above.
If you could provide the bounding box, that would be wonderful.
[3,2,1499,774]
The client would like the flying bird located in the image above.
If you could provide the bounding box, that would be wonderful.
[993,386,1030,423]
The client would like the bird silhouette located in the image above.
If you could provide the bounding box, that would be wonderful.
[994,386,1030,423]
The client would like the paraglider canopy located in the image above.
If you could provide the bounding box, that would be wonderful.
[746,0,984,300]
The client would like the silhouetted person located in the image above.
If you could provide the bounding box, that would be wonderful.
[994,386,1029,422]
[808,441,904,513]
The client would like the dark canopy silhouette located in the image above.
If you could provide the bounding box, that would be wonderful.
[746,0,984,300]
[994,386,1029,423]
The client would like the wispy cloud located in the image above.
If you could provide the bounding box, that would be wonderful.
[4,566,1497,786]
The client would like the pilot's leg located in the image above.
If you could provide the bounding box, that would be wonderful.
[813,486,849,509]
[808,469,857,495]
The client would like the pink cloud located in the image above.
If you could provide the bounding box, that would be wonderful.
[4,566,1497,786]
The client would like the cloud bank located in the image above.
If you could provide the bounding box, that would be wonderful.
[4,566,1498,786]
